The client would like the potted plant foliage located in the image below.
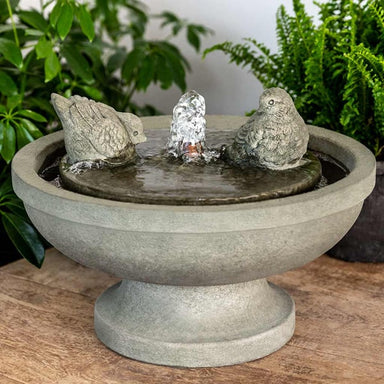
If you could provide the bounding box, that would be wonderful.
[0,0,211,267]
[204,0,384,262]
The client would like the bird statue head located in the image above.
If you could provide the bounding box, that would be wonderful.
[258,88,296,119]
[115,111,146,146]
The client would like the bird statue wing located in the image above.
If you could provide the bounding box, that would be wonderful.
[227,114,263,162]
[69,98,130,159]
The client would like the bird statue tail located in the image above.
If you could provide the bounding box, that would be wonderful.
[51,93,73,125]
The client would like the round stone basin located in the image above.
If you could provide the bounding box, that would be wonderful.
[58,129,322,205]
[11,115,376,368]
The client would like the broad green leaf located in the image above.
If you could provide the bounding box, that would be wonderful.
[80,43,102,64]
[19,10,48,32]
[36,37,53,59]
[0,24,26,33]
[80,45,104,81]
[0,0,19,23]
[0,120,3,153]
[50,0,62,28]
[137,56,155,91]
[43,0,55,9]
[156,54,173,89]
[19,118,43,139]
[158,11,182,33]
[17,109,47,122]
[191,24,210,34]
[77,5,95,42]
[107,49,126,74]
[0,170,12,196]
[1,121,16,163]
[27,97,54,115]
[158,11,179,24]
[61,45,93,84]
[15,122,34,149]
[6,94,21,110]
[57,2,73,40]
[187,26,200,52]
[2,213,45,268]
[157,41,191,70]
[5,199,29,221]
[79,85,103,100]
[25,29,44,37]
[172,24,183,36]
[0,38,23,69]
[125,4,148,28]
[121,47,146,83]
[0,71,18,96]
[44,51,60,82]
[157,44,186,91]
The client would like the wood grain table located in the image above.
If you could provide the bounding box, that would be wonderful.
[0,249,383,384]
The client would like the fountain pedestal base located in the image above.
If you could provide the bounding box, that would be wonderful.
[94,278,295,367]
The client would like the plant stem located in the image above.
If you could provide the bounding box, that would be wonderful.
[19,53,34,104]
[122,85,137,111]
[6,0,19,47]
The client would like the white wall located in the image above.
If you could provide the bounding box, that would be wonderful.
[134,0,318,115]
[22,0,317,114]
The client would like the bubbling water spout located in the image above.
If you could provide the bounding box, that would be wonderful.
[167,90,207,162]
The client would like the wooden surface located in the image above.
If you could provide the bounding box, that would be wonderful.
[0,249,383,384]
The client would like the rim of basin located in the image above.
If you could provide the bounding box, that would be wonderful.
[11,115,376,233]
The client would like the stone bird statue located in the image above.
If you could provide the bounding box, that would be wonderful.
[51,94,146,165]
[224,88,309,170]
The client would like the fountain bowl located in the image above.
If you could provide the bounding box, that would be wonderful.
[12,116,375,367]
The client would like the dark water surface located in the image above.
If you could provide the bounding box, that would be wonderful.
[40,128,348,206]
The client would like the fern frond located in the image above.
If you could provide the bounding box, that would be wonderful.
[244,38,279,66]
[203,41,256,68]
[341,49,374,141]
[352,43,384,82]
[202,40,279,89]
[276,5,292,57]
[292,0,314,56]
[276,3,314,96]
[369,0,384,36]
[203,0,384,157]
[372,82,384,152]
[304,17,332,96]
[348,0,358,46]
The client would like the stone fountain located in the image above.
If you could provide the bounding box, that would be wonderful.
[11,89,375,367]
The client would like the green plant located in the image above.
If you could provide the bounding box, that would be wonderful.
[204,0,384,159]
[0,0,212,267]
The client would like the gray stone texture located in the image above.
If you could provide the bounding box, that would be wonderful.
[51,93,146,165]
[94,280,295,367]
[225,88,309,170]
[12,115,376,367]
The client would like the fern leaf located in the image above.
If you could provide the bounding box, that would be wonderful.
[341,49,374,142]
[371,81,384,155]
[352,44,384,83]
[369,0,384,36]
